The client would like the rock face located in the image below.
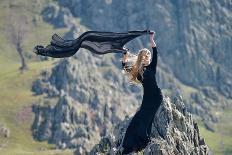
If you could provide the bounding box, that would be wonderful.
[32,49,143,151]
[39,0,231,126]
[89,95,210,155]
[32,93,96,150]
[55,0,232,98]
[32,0,230,152]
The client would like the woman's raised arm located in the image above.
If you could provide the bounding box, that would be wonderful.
[150,31,156,48]
[148,32,158,73]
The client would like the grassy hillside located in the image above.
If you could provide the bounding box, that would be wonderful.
[198,109,232,155]
[0,60,74,155]
[0,0,73,154]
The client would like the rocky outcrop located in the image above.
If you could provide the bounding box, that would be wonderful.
[32,49,143,151]
[89,95,210,155]
[32,93,96,150]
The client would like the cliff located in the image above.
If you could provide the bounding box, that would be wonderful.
[39,0,231,127]
[31,0,231,153]
[32,49,142,150]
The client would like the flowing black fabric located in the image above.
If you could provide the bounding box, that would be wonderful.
[121,47,163,154]
[34,30,152,58]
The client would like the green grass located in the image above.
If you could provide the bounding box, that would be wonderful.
[0,0,74,154]
[0,0,67,62]
[0,60,75,155]
[198,109,232,155]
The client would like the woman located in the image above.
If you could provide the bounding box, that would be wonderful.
[120,32,163,154]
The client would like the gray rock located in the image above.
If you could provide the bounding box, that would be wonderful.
[53,0,232,100]
[90,95,210,155]
[32,94,93,149]
[74,145,88,155]
[41,3,76,28]
[31,34,144,149]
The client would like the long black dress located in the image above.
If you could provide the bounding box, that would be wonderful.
[121,47,163,154]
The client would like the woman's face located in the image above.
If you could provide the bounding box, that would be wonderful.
[141,51,151,66]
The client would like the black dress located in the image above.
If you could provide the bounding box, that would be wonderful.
[121,47,163,154]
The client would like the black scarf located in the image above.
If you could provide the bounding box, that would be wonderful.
[34,30,152,58]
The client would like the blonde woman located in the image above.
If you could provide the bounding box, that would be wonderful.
[120,32,163,154]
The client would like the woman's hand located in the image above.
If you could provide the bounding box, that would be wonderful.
[150,31,156,48]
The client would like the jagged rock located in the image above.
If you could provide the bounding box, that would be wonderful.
[74,145,88,155]
[90,95,210,155]
[32,78,59,97]
[32,93,96,149]
[32,70,59,97]
[32,45,144,150]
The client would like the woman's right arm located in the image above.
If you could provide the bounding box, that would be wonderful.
[148,32,158,73]
[150,31,156,48]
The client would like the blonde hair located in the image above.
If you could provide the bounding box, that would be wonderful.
[121,48,151,84]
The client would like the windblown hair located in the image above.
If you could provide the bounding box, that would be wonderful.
[121,48,151,84]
